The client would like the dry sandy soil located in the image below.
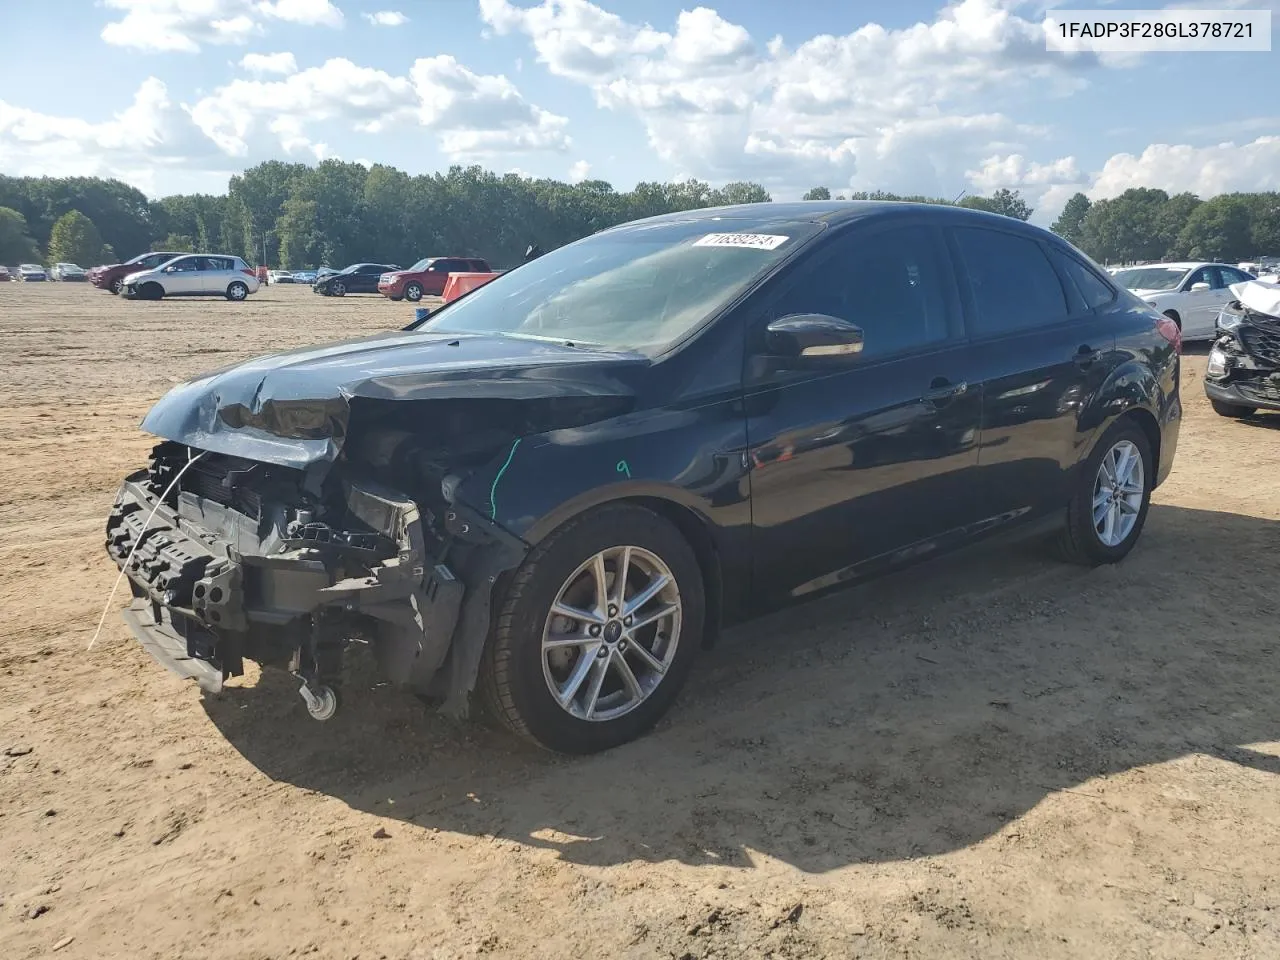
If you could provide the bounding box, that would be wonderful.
[2,282,1280,960]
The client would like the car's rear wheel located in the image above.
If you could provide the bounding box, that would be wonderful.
[139,282,164,301]
[330,281,346,297]
[226,281,249,301]
[479,504,704,754]
[110,278,124,295]
[405,282,423,302]
[1055,418,1153,566]
[1209,398,1256,418]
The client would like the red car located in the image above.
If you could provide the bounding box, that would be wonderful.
[90,251,188,294]
[378,256,492,302]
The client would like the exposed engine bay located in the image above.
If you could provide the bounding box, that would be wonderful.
[106,432,527,720]
[1206,281,1280,412]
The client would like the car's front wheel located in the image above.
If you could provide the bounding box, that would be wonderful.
[226,281,249,301]
[330,281,346,297]
[404,282,423,302]
[138,282,164,301]
[1055,418,1153,566]
[110,278,124,295]
[480,504,704,754]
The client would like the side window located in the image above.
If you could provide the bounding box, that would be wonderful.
[1219,266,1249,285]
[429,260,449,272]
[951,227,1068,336]
[773,225,952,360]
[1050,249,1115,310]
[1185,267,1211,289]
[143,254,168,268]
[170,258,198,272]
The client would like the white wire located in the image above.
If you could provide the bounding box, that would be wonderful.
[88,450,206,652]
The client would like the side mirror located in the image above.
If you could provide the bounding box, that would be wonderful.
[766,314,864,361]
[163,266,176,273]
[1190,281,1211,292]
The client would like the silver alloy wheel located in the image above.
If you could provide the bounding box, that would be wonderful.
[406,284,422,301]
[228,282,247,300]
[332,281,345,296]
[542,545,682,722]
[1093,439,1145,547]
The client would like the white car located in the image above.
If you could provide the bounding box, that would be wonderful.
[1111,261,1256,341]
[122,254,261,301]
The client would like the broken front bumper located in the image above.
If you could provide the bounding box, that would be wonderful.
[105,466,527,713]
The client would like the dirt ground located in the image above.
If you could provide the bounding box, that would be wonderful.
[2,281,1279,960]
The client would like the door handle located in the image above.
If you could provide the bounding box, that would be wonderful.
[1073,345,1101,368]
[922,378,967,404]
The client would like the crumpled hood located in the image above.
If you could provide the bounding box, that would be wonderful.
[141,330,643,470]
[1230,279,1280,320]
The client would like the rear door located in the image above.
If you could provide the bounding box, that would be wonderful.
[746,220,984,602]
[947,225,1118,525]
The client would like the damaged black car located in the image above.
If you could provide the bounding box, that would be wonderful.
[106,201,1181,754]
[1204,284,1280,417]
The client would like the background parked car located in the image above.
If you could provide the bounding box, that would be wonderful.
[378,256,492,301]
[1111,261,1256,340]
[90,251,189,294]
[267,270,296,284]
[292,270,318,284]
[312,263,399,296]
[0,266,10,282]
[18,263,48,281]
[50,262,87,281]
[122,254,260,301]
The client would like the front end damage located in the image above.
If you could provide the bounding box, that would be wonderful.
[106,440,527,718]
[1206,295,1280,411]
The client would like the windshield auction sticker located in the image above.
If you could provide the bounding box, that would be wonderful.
[694,233,790,250]
[1045,9,1271,52]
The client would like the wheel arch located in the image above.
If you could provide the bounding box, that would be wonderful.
[1161,308,1181,329]
[517,486,725,650]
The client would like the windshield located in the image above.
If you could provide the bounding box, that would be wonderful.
[408,258,434,272]
[419,219,821,354]
[1112,266,1188,292]
[340,264,363,275]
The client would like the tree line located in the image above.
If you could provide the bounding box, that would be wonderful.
[0,163,1276,270]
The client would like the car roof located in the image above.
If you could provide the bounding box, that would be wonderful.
[1115,261,1217,270]
[601,199,1057,238]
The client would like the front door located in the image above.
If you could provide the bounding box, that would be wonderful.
[946,226,1119,524]
[161,256,201,294]
[745,221,983,604]
[1180,265,1230,339]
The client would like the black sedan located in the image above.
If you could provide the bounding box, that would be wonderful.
[312,262,399,296]
[105,202,1181,754]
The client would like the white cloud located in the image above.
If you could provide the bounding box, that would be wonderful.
[238,51,299,75]
[364,10,408,27]
[479,0,1102,195]
[101,0,342,53]
[969,137,1280,224]
[181,54,567,161]
[0,78,225,193]
[410,55,570,156]
[568,159,591,182]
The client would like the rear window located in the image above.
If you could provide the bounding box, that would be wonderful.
[1050,249,1116,309]
[950,227,1069,336]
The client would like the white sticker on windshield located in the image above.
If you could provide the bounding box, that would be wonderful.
[693,232,790,251]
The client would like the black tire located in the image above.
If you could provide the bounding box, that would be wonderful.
[1209,398,1256,418]
[1054,417,1153,566]
[387,295,403,302]
[139,282,164,301]
[404,282,423,302]
[479,503,704,754]
[226,281,249,301]
[330,281,346,297]
[1163,309,1181,330]
[110,278,124,295]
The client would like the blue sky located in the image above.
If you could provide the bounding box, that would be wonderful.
[0,0,1276,222]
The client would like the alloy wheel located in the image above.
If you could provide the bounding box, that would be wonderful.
[541,545,682,722]
[1093,439,1145,547]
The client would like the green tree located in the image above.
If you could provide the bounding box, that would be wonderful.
[803,186,831,201]
[160,233,195,252]
[959,188,1033,221]
[1051,192,1091,245]
[1154,192,1202,259]
[710,181,772,205]
[1177,195,1253,262]
[0,206,41,264]
[1079,188,1169,263]
[47,210,108,265]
